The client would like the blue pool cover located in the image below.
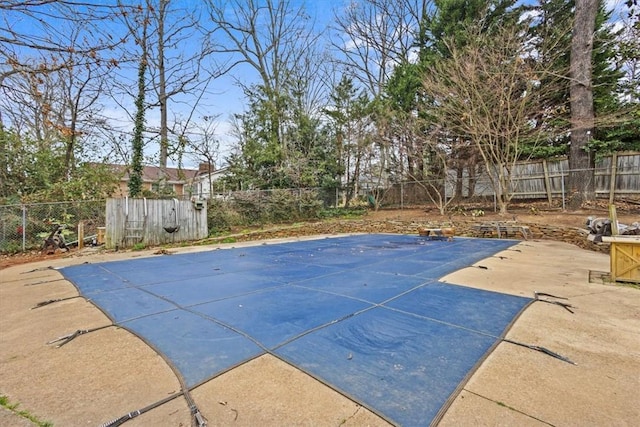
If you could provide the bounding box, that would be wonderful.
[60,234,530,426]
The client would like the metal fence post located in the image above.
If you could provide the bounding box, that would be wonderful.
[560,164,566,210]
[21,204,26,251]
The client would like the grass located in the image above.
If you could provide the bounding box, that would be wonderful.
[0,395,53,426]
[131,242,146,251]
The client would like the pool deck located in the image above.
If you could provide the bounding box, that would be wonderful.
[1,236,639,426]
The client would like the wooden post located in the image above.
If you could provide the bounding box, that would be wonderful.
[609,152,618,204]
[542,159,553,206]
[77,221,84,250]
[609,204,619,236]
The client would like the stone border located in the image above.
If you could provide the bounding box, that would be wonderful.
[198,219,608,253]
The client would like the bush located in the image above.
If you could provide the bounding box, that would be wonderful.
[267,189,298,223]
[207,199,243,233]
[0,240,22,254]
[205,189,330,234]
[232,191,266,225]
[298,190,323,219]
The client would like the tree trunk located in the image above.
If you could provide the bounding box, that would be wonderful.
[158,0,169,176]
[568,0,597,209]
[129,14,149,198]
[455,164,463,199]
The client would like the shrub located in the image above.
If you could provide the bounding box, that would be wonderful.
[0,241,22,254]
[298,190,323,219]
[231,191,266,225]
[205,189,329,233]
[132,242,146,251]
[267,189,298,223]
[207,199,242,233]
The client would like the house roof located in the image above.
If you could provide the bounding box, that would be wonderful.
[106,164,199,184]
[191,166,230,181]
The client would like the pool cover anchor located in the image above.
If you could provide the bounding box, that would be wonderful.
[185,389,207,427]
[534,291,575,313]
[503,338,577,365]
[193,407,207,427]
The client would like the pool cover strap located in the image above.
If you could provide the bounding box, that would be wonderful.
[31,295,80,309]
[21,266,54,273]
[503,338,577,365]
[97,379,206,427]
[46,325,111,347]
[534,291,574,313]
[99,392,183,427]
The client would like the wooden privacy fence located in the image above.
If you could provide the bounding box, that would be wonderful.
[105,198,207,249]
[444,151,640,202]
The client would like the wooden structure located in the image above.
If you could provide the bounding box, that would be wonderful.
[418,227,455,240]
[601,236,640,284]
[105,198,207,249]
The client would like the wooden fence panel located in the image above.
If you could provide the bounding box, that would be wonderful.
[105,198,207,249]
[509,161,548,199]
[612,153,640,195]
[443,151,639,201]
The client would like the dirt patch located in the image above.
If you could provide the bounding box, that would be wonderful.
[365,200,639,228]
[0,250,71,270]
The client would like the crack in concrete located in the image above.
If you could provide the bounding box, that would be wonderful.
[462,388,556,426]
[338,405,362,426]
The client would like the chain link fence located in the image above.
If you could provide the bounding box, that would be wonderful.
[0,200,106,253]
[379,161,640,211]
[3,160,638,254]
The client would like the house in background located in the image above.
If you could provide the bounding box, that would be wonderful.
[107,164,200,197]
[191,163,230,199]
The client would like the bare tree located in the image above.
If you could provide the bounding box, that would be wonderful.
[568,0,599,209]
[332,0,434,201]
[423,24,562,214]
[184,115,222,191]
[0,32,114,179]
[128,4,150,197]
[145,0,211,170]
[112,0,214,179]
[331,0,430,97]
[0,1,125,88]
[203,0,320,153]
